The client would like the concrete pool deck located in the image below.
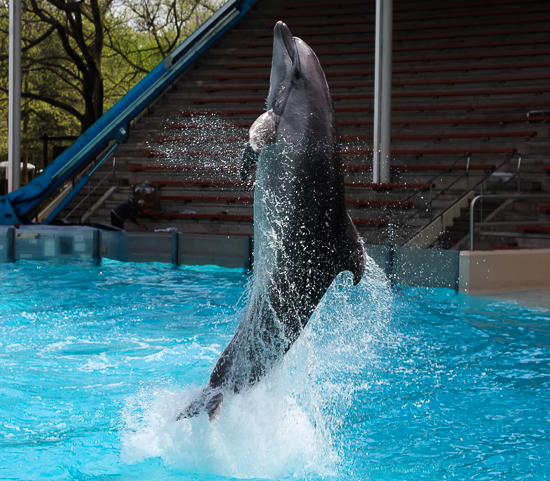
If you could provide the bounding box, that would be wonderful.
[478,289,550,311]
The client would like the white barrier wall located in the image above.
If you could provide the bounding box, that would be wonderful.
[0,225,99,263]
[0,227,251,269]
[459,249,550,294]
[364,244,459,290]
[2,227,549,294]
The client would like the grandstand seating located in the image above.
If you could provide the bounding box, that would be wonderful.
[62,0,550,247]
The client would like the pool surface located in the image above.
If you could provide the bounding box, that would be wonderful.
[1,259,549,480]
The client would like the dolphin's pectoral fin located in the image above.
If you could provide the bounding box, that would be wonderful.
[240,143,259,181]
[176,388,223,422]
[249,110,278,152]
[241,110,279,181]
[338,215,367,285]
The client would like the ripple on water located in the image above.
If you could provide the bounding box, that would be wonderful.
[1,259,550,480]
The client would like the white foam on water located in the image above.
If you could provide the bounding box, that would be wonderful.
[122,382,335,479]
[121,255,393,479]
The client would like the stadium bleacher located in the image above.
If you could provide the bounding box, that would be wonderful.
[63,0,550,247]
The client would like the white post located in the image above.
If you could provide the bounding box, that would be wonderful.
[8,0,22,193]
[373,0,393,185]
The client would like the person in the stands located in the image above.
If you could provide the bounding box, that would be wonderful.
[110,198,147,230]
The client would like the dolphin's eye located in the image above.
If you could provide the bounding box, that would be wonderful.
[294,70,301,80]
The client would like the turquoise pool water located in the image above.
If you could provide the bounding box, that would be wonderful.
[1,259,549,480]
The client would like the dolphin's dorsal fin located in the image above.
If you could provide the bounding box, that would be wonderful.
[206,392,223,421]
[338,215,366,285]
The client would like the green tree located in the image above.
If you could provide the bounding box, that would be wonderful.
[0,0,220,165]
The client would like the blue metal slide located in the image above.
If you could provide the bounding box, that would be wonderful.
[0,0,258,225]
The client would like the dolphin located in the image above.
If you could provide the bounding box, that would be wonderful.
[177,22,366,422]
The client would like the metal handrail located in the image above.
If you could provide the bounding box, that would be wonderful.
[63,158,116,221]
[469,193,550,250]
[517,155,522,192]
[399,152,519,246]
[401,154,478,227]
[382,153,470,241]
[400,152,469,209]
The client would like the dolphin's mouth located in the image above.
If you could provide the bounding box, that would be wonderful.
[267,21,296,112]
[274,21,294,63]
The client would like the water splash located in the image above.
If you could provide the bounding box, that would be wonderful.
[121,255,393,479]
[151,114,249,181]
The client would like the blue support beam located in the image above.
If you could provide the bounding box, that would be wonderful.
[0,0,258,225]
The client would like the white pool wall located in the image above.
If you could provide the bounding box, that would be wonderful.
[1,226,549,294]
[459,248,550,294]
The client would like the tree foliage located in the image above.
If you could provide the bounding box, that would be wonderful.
[0,0,220,166]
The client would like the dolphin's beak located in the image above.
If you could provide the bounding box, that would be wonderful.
[267,21,295,111]
[273,21,294,63]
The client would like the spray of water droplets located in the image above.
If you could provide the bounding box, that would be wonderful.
[121,254,394,479]
[149,114,251,182]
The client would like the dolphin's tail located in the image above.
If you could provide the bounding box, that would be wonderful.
[176,388,223,422]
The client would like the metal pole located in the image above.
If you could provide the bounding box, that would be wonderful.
[7,226,15,262]
[429,183,433,221]
[373,0,382,184]
[171,232,181,267]
[8,0,22,193]
[517,154,522,193]
[380,0,393,184]
[92,230,102,266]
[466,154,470,191]
[479,183,483,223]
[373,0,393,184]
[470,195,479,251]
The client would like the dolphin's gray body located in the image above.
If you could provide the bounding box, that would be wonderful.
[178,22,366,421]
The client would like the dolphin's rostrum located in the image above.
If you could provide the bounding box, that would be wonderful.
[177,22,366,422]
